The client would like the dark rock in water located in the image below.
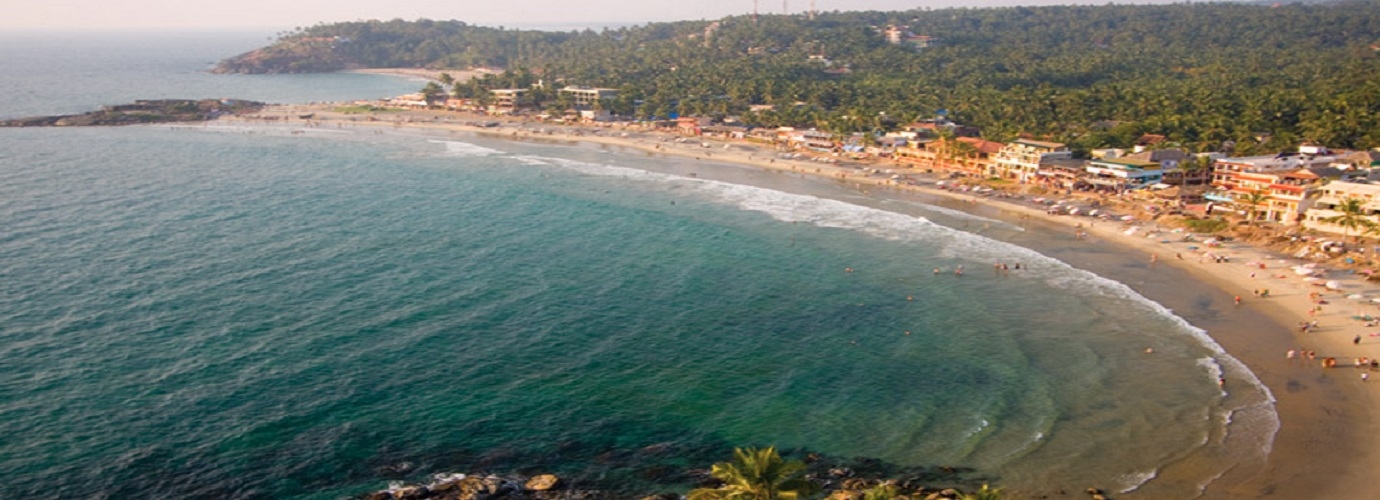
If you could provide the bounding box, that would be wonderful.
[395,486,431,500]
[377,461,417,479]
[636,465,689,484]
[839,477,874,490]
[827,467,854,478]
[0,99,264,127]
[636,442,674,456]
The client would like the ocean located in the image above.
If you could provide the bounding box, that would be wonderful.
[0,32,1277,498]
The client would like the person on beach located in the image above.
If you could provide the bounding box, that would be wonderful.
[1235,295,1242,305]
[1356,334,1363,345]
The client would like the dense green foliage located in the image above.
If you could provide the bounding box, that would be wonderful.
[687,447,817,500]
[218,2,1380,153]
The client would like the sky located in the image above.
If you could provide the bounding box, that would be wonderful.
[3,0,1189,31]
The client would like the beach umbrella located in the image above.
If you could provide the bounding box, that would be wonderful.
[1120,215,1135,221]
[1327,280,1342,290]
[1295,268,1315,275]
[1303,277,1320,282]
[1348,294,1366,300]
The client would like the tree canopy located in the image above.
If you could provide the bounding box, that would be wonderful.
[217,1,1380,153]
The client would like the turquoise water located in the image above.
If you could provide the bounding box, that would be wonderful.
[0,33,1277,498]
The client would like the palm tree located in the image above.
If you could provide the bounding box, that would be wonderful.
[1322,196,1377,244]
[1180,155,1213,186]
[420,81,447,108]
[687,447,818,500]
[1240,189,1269,224]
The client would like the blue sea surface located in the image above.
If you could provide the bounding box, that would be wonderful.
[0,32,1277,498]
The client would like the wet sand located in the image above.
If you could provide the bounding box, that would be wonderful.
[219,105,1380,498]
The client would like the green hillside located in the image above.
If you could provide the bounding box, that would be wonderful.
[216,2,1380,153]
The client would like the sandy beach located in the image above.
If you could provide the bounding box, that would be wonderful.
[220,104,1379,498]
[344,68,487,83]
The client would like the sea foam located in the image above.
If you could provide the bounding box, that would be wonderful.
[431,140,504,157]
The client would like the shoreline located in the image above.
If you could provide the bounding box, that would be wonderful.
[343,68,485,83]
[219,105,1379,498]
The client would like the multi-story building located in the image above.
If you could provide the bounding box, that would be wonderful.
[992,139,1072,182]
[789,129,835,152]
[1084,157,1164,191]
[1301,181,1380,235]
[1209,147,1347,222]
[558,87,619,108]
[489,89,530,113]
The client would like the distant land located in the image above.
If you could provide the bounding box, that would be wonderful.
[216,2,1380,153]
[0,99,264,127]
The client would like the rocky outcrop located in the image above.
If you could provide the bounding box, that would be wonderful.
[365,473,606,500]
[524,474,560,491]
[0,99,264,127]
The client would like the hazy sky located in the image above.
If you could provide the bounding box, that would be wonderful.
[4,0,1186,31]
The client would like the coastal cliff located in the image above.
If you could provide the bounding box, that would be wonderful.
[0,99,264,127]
[213,37,354,74]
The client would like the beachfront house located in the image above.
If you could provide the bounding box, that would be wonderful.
[444,97,479,112]
[1301,181,1380,236]
[894,138,939,166]
[578,109,614,123]
[992,139,1073,183]
[1211,147,1344,189]
[746,127,787,146]
[1034,159,1091,190]
[676,116,711,136]
[1210,147,1347,221]
[952,137,1004,178]
[387,93,428,109]
[1084,157,1164,192]
[488,89,531,114]
[1124,149,1211,186]
[789,129,836,152]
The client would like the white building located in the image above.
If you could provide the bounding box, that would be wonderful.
[1301,181,1380,236]
[992,139,1072,182]
[559,87,619,108]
